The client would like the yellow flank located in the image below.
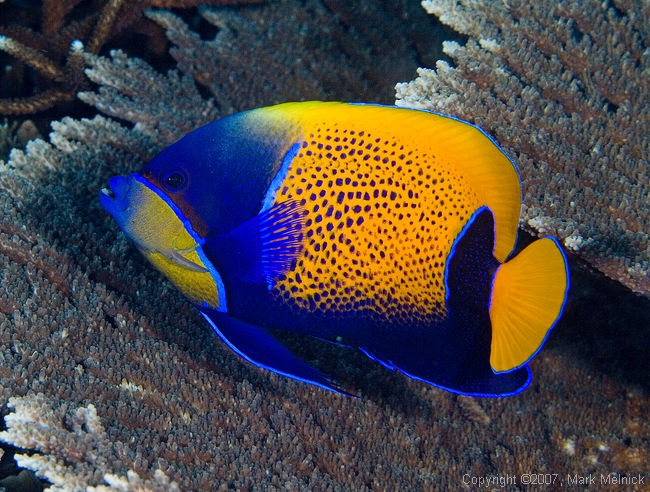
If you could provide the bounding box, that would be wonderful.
[142,250,222,309]
[489,238,568,372]
[262,102,521,262]
[263,102,521,323]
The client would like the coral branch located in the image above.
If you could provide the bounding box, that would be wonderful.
[0,36,64,81]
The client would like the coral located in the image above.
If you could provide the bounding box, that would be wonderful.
[0,118,41,164]
[78,49,219,147]
[456,395,491,426]
[0,118,18,161]
[142,0,439,112]
[0,1,115,114]
[395,0,650,298]
[0,1,648,491]
[0,0,261,114]
[0,394,177,491]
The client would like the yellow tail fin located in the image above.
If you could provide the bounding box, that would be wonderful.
[489,238,569,373]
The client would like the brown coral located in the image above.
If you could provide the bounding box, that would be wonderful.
[0,0,261,115]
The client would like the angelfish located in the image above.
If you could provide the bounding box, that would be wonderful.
[100,102,569,397]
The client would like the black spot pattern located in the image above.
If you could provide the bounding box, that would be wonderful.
[273,120,481,324]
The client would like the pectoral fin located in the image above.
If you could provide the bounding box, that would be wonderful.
[204,200,305,286]
[137,246,208,273]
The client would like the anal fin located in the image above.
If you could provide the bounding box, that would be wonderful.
[350,207,531,397]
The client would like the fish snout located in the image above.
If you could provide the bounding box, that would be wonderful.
[99,175,131,214]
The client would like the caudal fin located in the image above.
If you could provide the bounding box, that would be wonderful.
[489,237,569,373]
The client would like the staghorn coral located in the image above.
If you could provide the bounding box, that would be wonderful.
[0,0,261,115]
[142,0,442,112]
[79,48,219,145]
[0,394,179,491]
[0,0,121,114]
[395,0,650,298]
[0,1,649,490]
[0,118,18,162]
[0,117,44,163]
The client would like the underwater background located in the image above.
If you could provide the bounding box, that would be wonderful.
[0,0,648,490]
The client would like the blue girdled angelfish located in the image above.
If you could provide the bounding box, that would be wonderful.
[99,102,569,397]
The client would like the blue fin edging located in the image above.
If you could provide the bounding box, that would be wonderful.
[200,309,355,397]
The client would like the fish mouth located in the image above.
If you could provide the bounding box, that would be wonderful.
[99,175,130,214]
[100,186,116,200]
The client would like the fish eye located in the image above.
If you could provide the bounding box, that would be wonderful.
[163,171,186,190]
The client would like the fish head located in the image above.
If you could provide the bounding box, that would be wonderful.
[100,174,199,261]
[135,110,301,238]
